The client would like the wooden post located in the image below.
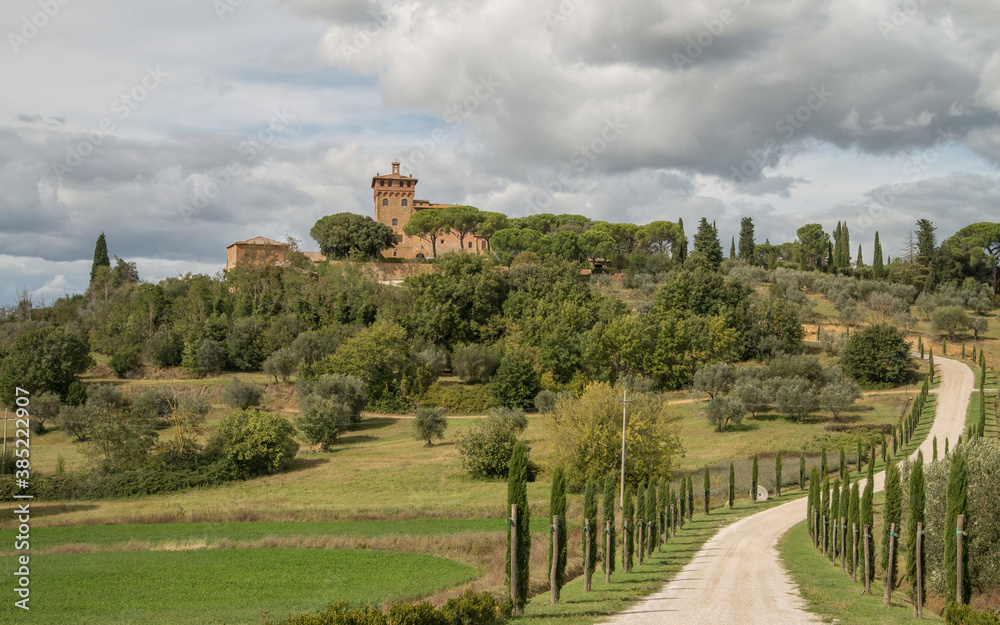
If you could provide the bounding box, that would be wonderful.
[916,521,923,619]
[604,521,611,584]
[957,514,965,605]
[551,514,559,604]
[510,504,518,613]
[852,523,858,583]
[584,518,592,592]
[864,524,871,595]
[884,522,896,606]
[841,517,846,573]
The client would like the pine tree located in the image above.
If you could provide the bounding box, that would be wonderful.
[693,217,723,269]
[775,452,783,496]
[799,452,806,491]
[548,467,567,596]
[602,475,616,575]
[906,453,925,608]
[728,462,735,508]
[623,485,635,570]
[506,441,531,610]
[583,477,598,578]
[872,232,884,279]
[944,450,969,604]
[703,467,711,514]
[91,232,111,282]
[881,460,902,582]
[752,455,759,502]
[738,216,755,263]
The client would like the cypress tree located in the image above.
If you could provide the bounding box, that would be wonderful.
[738,216,755,262]
[730,236,736,259]
[857,439,863,471]
[872,231,884,279]
[856,244,864,269]
[728,461,735,508]
[881,460,902,582]
[583,477,598,578]
[808,467,819,531]
[867,451,875,484]
[943,338,947,357]
[962,341,966,359]
[549,468,568,596]
[752,455,759,502]
[839,447,846,476]
[978,392,986,438]
[944,450,969,604]
[933,437,938,461]
[945,438,949,456]
[687,475,694,520]
[658,477,668,547]
[703,467,711,514]
[839,472,850,547]
[648,480,658,556]
[821,475,830,549]
[831,477,841,562]
[775,452,783,496]
[91,232,110,282]
[693,217,723,269]
[861,472,874,577]
[919,336,924,359]
[821,447,828,477]
[678,478,686,525]
[929,349,935,382]
[849,482,861,576]
[972,345,977,363]
[906,453,925,608]
[799,453,806,490]
[623,485,635,571]
[506,441,531,610]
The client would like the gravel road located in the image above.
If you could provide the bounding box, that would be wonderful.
[599,355,973,625]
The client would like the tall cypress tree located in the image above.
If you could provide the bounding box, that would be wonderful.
[881,460,902,582]
[648,480,658,556]
[730,236,736,259]
[808,467,820,532]
[602,474,616,575]
[906,453,925,608]
[831,477,841,561]
[549,467,568,596]
[686,475,694,520]
[945,450,969,604]
[821,447,828,477]
[91,232,111,282]
[775,452,783,496]
[583,476,598,578]
[821,475,830,548]
[506,441,531,610]
[703,467,711,514]
[738,216,755,263]
[839,472,850,545]
[856,244,865,269]
[841,222,851,269]
[728,462,735,508]
[861,472,874,577]
[872,231,885,279]
[849,482,861,576]
[799,452,806,490]
[678,478,686,525]
[752,455,759,502]
[623,485,635,570]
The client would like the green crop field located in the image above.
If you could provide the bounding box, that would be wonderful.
[0,548,476,625]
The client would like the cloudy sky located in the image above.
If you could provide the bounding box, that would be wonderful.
[1,0,999,305]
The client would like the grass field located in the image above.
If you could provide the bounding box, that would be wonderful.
[0,548,476,625]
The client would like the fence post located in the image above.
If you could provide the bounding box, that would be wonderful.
[884,522,896,606]
[957,514,965,605]
[605,520,611,584]
[864,524,871,595]
[852,522,858,583]
[584,517,592,592]
[510,504,518,614]
[841,517,846,572]
[916,521,923,619]
[551,514,559,604]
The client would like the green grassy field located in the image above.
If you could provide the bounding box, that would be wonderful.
[0,549,476,625]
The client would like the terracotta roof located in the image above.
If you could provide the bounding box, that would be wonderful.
[227,236,287,248]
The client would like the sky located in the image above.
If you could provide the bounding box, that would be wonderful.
[1,0,999,306]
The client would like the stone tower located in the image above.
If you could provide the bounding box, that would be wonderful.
[372,161,422,258]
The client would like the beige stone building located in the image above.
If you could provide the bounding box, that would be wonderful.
[225,236,325,271]
[373,161,489,259]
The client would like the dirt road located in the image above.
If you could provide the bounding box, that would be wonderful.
[600,355,973,625]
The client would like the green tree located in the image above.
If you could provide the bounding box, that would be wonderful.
[548,467,568,596]
[262,347,297,384]
[831,477,841,561]
[455,408,527,479]
[944,449,969,604]
[775,452,783,496]
[916,219,937,267]
[906,452,925,608]
[310,212,396,259]
[796,224,830,270]
[738,217,756,263]
[403,209,450,258]
[799,452,806,491]
[842,323,912,388]
[946,222,1000,294]
[208,408,300,478]
[0,326,93,407]
[506,441,531,611]
[872,231,885,279]
[583,477,598,577]
[849,481,861,574]
[692,217,723,269]
[686,475,694,520]
[881,460,902,582]
[413,406,448,446]
[602,474,616,575]
[441,205,484,250]
[320,320,407,410]
[703,466,711,514]
[222,377,264,409]
[490,349,541,411]
[931,306,970,340]
[729,461,735,507]
[774,377,818,422]
[705,395,746,432]
[752,455,759,502]
[856,244,865,269]
[91,232,111,282]
[693,363,735,399]
[861,473,874,577]
[623,484,635,570]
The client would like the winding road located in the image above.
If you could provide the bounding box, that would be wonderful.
[601,355,974,625]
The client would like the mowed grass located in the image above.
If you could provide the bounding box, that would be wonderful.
[966,390,998,439]
[0,548,476,625]
[779,520,942,624]
[0,518,553,551]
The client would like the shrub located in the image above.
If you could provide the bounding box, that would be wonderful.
[108,348,141,378]
[944,603,1000,625]
[490,349,540,410]
[263,347,298,383]
[296,399,351,451]
[451,344,497,384]
[416,383,493,414]
[222,378,264,409]
[196,339,226,373]
[274,593,508,625]
[413,345,449,377]
[207,409,299,478]
[442,590,508,625]
[145,327,183,367]
[455,408,527,479]
[842,323,911,388]
[412,407,447,446]
[386,602,448,625]
[534,389,558,414]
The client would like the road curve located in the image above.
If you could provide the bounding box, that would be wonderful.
[599,355,974,625]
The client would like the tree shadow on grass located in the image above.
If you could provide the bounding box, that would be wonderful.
[285,457,331,472]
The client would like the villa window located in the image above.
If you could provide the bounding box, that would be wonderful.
[396,235,403,243]
[468,242,472,248]
[392,218,398,226]
[382,199,388,206]
[402,199,408,206]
